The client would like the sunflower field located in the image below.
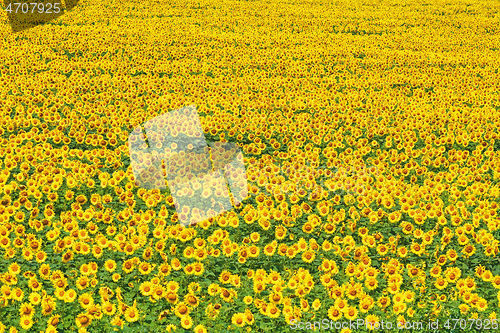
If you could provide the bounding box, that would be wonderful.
[1,0,500,332]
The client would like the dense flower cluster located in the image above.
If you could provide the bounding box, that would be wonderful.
[1,0,500,332]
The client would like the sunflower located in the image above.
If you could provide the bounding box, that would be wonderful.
[124,243,135,255]
[180,315,193,329]
[92,245,104,259]
[80,243,91,255]
[492,276,500,289]
[393,302,407,315]
[10,287,23,302]
[29,292,41,305]
[220,288,235,302]
[100,259,116,273]
[88,304,103,320]
[185,294,199,307]
[459,304,470,314]
[301,250,315,263]
[230,312,247,327]
[359,296,374,313]
[75,195,87,205]
[174,302,190,317]
[22,248,34,261]
[392,292,404,305]
[435,255,446,266]
[106,225,117,236]
[152,285,166,300]
[64,190,75,201]
[410,242,425,256]
[376,244,389,256]
[80,264,91,276]
[477,298,488,312]
[428,264,442,278]
[76,313,92,328]
[19,303,34,317]
[76,276,90,290]
[328,306,343,321]
[79,293,94,309]
[47,314,60,327]
[8,263,21,276]
[0,236,9,249]
[365,278,378,291]
[466,277,476,290]
[138,262,153,275]
[139,281,154,297]
[165,292,178,304]
[112,274,121,282]
[19,316,33,330]
[377,296,390,308]
[124,306,140,323]
[434,277,448,290]
[300,298,311,312]
[64,289,77,303]
[462,245,476,258]
[302,222,314,234]
[443,248,458,261]
[345,284,360,300]
[445,267,462,283]
[397,246,408,258]
[122,260,135,273]
[54,288,66,301]
[365,314,380,330]
[285,245,299,259]
[1,285,12,299]
[28,278,42,292]
[193,324,208,333]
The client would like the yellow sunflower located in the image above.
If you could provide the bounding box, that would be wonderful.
[19,316,33,330]
[124,306,140,323]
[75,313,92,328]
